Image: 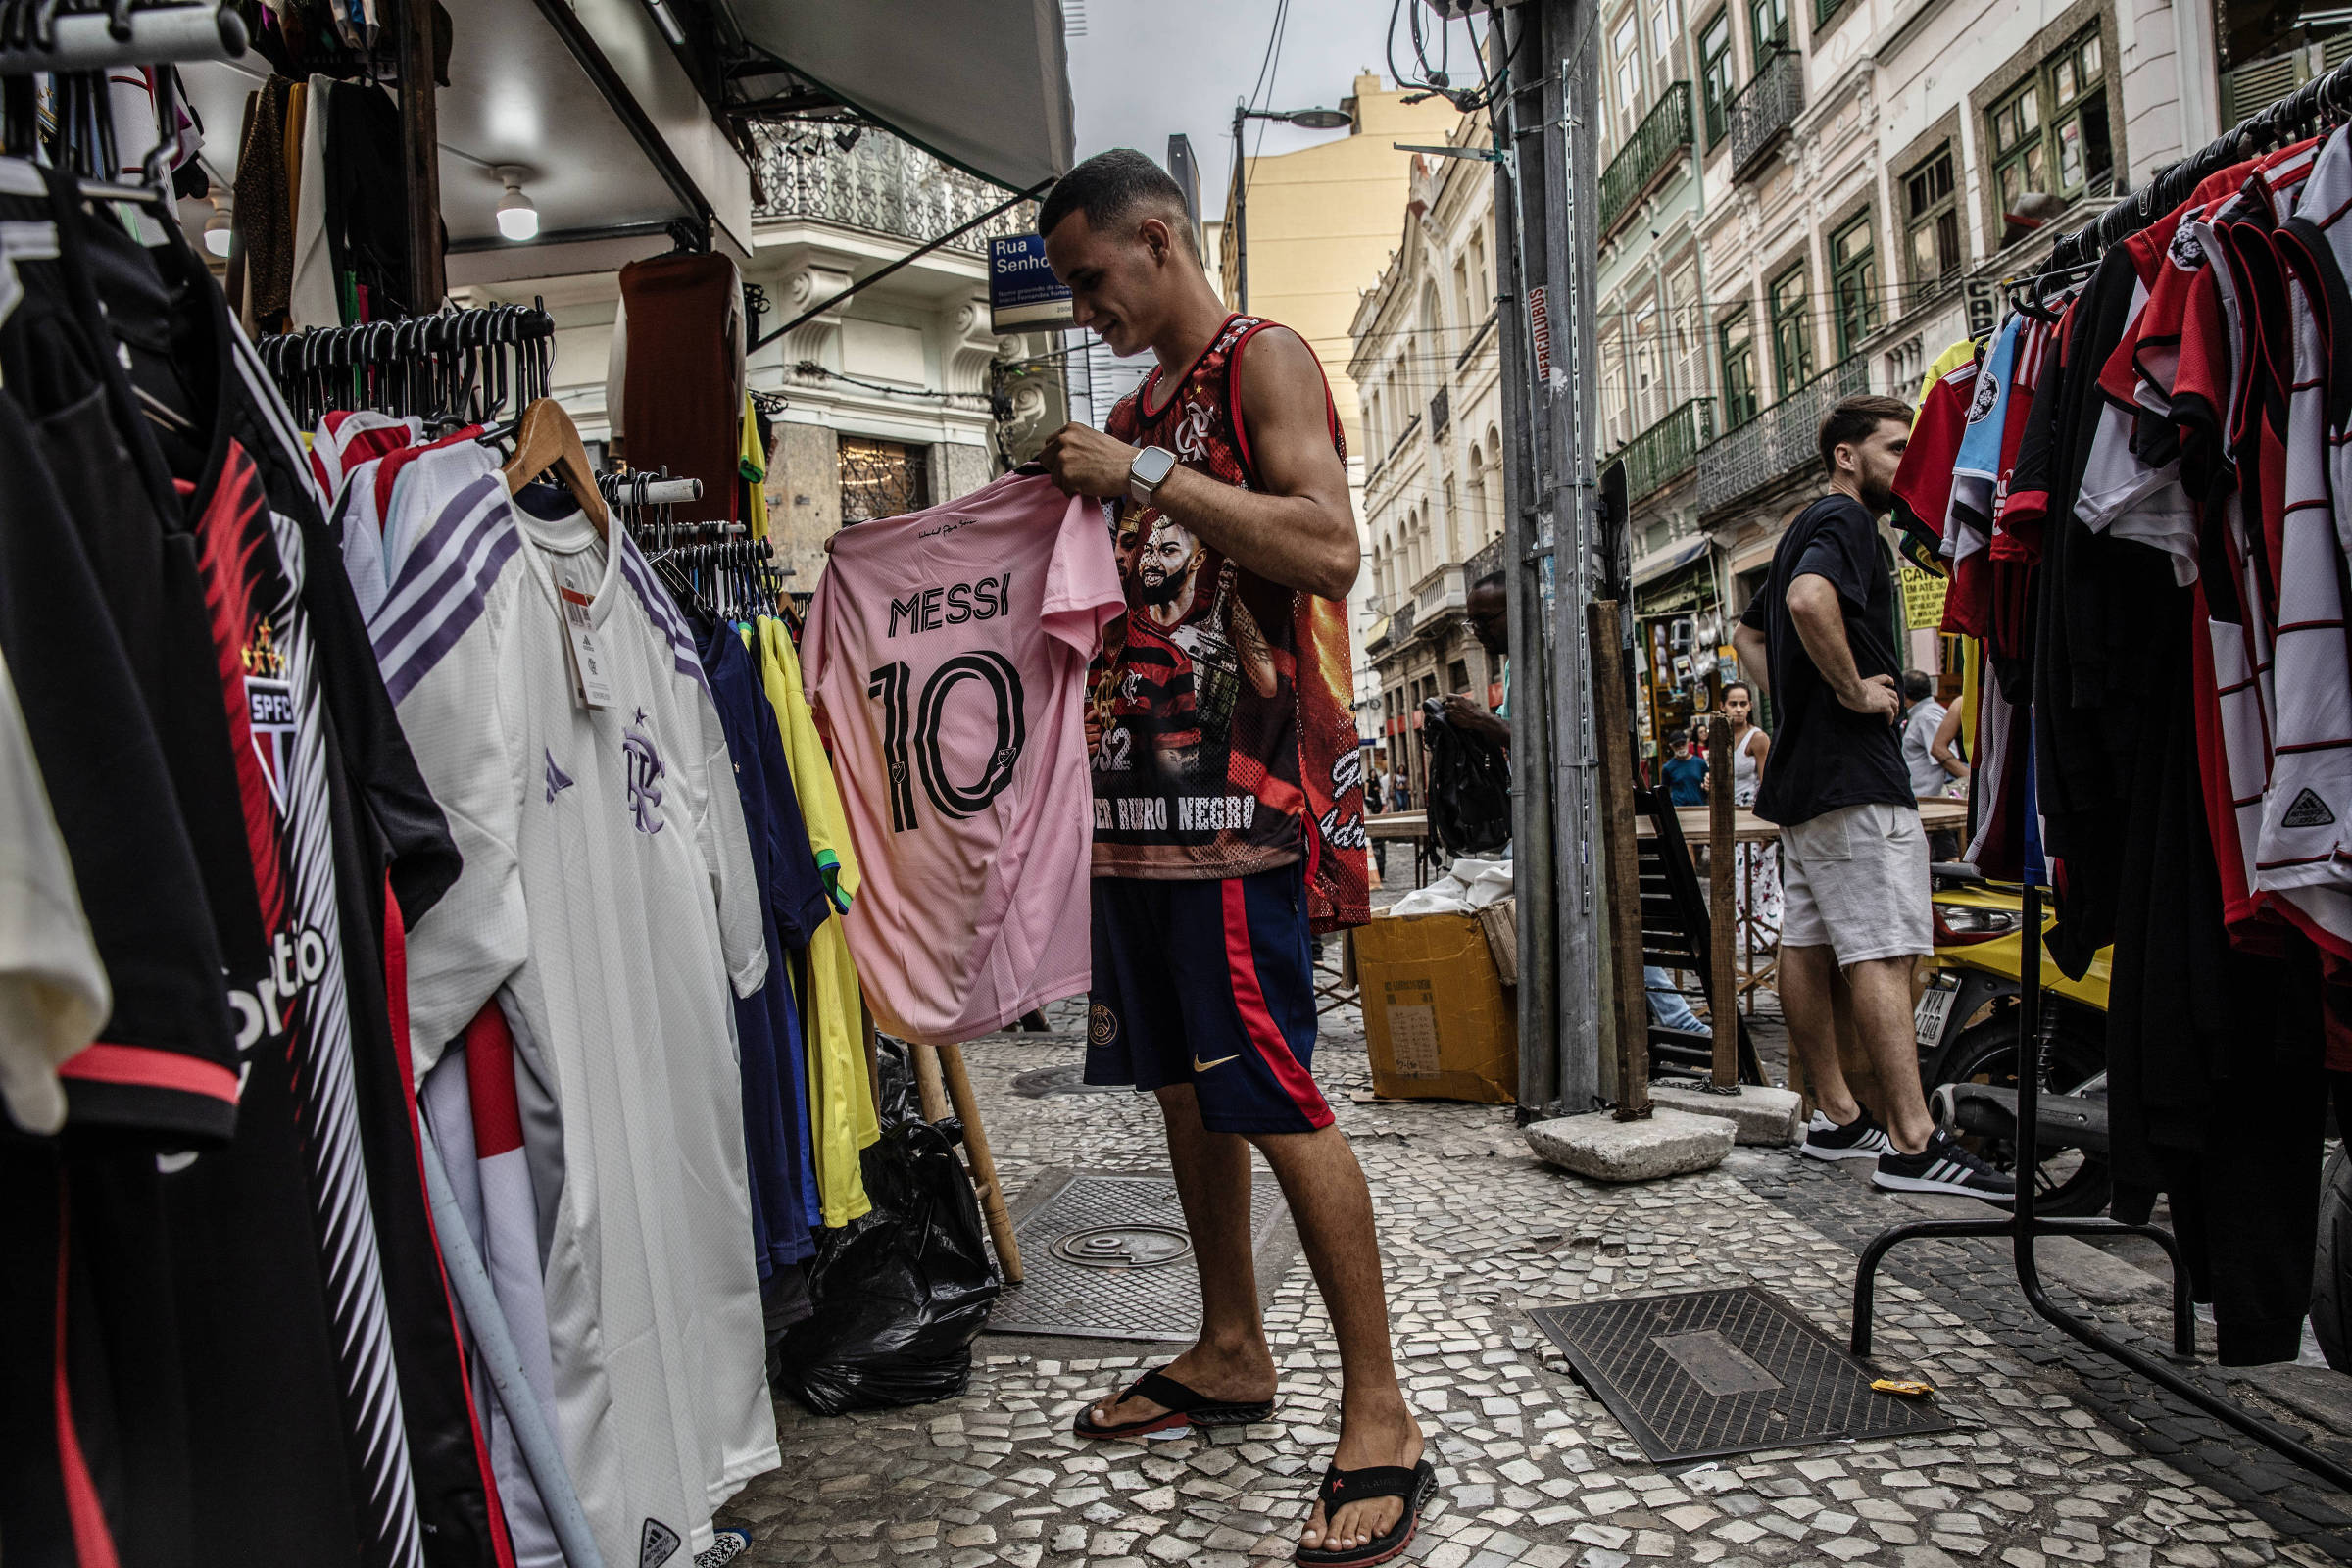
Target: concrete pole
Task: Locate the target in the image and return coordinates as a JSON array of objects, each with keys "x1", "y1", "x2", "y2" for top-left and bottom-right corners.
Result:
[{"x1": 1542, "y1": 0, "x2": 1606, "y2": 1109}]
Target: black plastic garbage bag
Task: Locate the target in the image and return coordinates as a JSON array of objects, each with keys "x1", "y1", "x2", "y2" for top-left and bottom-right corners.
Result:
[{"x1": 769, "y1": 1038, "x2": 1002, "y2": 1414}]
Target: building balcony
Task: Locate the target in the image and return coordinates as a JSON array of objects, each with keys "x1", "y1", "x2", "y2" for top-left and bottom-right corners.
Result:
[
  {"x1": 1598, "y1": 82, "x2": 1693, "y2": 240},
  {"x1": 1412, "y1": 562, "x2": 1469, "y2": 622},
  {"x1": 1728, "y1": 51, "x2": 1803, "y2": 182},
  {"x1": 752, "y1": 124, "x2": 1031, "y2": 252},
  {"x1": 1430, "y1": 386, "x2": 1450, "y2": 437},
  {"x1": 1696, "y1": 355, "x2": 1869, "y2": 519},
  {"x1": 1616, "y1": 397, "x2": 1715, "y2": 504},
  {"x1": 1466, "y1": 531, "x2": 1506, "y2": 585}
]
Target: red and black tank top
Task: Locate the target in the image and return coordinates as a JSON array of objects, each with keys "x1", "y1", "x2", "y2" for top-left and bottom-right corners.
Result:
[{"x1": 1088, "y1": 314, "x2": 1369, "y2": 931}]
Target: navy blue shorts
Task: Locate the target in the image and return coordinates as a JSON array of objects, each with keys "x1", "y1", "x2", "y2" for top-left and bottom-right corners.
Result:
[{"x1": 1085, "y1": 865, "x2": 1334, "y2": 1136}]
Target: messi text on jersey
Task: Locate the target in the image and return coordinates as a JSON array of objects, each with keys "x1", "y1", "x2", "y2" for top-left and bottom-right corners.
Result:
[{"x1": 887, "y1": 573, "x2": 1013, "y2": 639}]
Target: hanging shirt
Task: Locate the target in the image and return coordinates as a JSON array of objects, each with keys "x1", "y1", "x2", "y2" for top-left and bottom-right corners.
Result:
[
  {"x1": 802, "y1": 470, "x2": 1124, "y2": 1045},
  {"x1": 388, "y1": 474, "x2": 779, "y2": 1567},
  {"x1": 0, "y1": 645, "x2": 108, "y2": 1135},
  {"x1": 753, "y1": 613, "x2": 878, "y2": 1227},
  {"x1": 1092, "y1": 314, "x2": 1370, "y2": 930}
]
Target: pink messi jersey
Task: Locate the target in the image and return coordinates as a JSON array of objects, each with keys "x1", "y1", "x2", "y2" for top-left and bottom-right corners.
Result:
[{"x1": 802, "y1": 471, "x2": 1124, "y2": 1044}]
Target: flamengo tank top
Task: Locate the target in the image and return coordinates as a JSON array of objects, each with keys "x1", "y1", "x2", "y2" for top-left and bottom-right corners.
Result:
[{"x1": 1089, "y1": 314, "x2": 1369, "y2": 931}]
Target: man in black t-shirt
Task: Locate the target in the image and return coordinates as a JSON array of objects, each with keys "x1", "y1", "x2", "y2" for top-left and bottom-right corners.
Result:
[{"x1": 1733, "y1": 394, "x2": 2013, "y2": 1201}]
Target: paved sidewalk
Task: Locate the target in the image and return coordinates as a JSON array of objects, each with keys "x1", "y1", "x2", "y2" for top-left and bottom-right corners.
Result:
[{"x1": 719, "y1": 1001, "x2": 2352, "y2": 1567}]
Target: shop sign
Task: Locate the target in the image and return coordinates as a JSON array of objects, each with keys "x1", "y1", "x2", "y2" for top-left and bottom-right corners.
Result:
[
  {"x1": 1899, "y1": 564, "x2": 1947, "y2": 630},
  {"x1": 989, "y1": 235, "x2": 1075, "y2": 332}
]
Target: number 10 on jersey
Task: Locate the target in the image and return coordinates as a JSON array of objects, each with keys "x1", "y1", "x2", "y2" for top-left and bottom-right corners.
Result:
[{"x1": 867, "y1": 654, "x2": 1028, "y2": 831}]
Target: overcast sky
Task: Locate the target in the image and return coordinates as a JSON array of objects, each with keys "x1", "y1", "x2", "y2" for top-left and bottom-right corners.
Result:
[{"x1": 1064, "y1": 0, "x2": 1464, "y2": 205}]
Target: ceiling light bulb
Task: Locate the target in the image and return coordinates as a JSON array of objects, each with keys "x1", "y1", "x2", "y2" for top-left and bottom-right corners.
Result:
[
  {"x1": 204, "y1": 203, "x2": 233, "y2": 258},
  {"x1": 496, "y1": 173, "x2": 539, "y2": 242}
]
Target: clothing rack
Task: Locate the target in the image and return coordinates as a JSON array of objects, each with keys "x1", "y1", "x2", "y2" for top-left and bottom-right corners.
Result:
[
  {"x1": 1850, "y1": 78, "x2": 2352, "y2": 1494},
  {"x1": 257, "y1": 303, "x2": 557, "y2": 432},
  {"x1": 0, "y1": 1, "x2": 248, "y2": 75}
]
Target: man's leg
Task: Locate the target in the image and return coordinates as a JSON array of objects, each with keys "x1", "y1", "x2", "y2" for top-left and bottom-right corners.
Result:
[
  {"x1": 1250, "y1": 1123, "x2": 1422, "y2": 1555},
  {"x1": 1083, "y1": 1084, "x2": 1276, "y2": 1427},
  {"x1": 1781, "y1": 942, "x2": 1863, "y2": 1122},
  {"x1": 1842, "y1": 956, "x2": 1935, "y2": 1152}
]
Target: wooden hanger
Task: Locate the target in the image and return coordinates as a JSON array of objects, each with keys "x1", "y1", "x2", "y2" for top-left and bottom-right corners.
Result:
[{"x1": 501, "y1": 398, "x2": 611, "y2": 538}]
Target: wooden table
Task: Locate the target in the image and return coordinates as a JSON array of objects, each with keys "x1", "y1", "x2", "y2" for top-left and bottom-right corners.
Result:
[{"x1": 1637, "y1": 797, "x2": 1968, "y2": 843}]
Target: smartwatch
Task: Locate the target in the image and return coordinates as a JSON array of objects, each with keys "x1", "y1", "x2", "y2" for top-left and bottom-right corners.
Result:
[{"x1": 1127, "y1": 445, "x2": 1178, "y2": 510}]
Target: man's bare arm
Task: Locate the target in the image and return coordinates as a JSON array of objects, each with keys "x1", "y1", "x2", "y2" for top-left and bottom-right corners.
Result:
[
  {"x1": 1732, "y1": 621, "x2": 1771, "y2": 698},
  {"x1": 1786, "y1": 574, "x2": 1898, "y2": 723},
  {"x1": 1039, "y1": 327, "x2": 1358, "y2": 599}
]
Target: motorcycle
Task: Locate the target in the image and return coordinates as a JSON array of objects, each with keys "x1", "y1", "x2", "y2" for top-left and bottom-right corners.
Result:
[{"x1": 1911, "y1": 861, "x2": 2115, "y2": 1215}]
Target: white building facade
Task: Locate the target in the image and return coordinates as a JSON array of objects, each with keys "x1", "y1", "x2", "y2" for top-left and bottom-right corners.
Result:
[{"x1": 1348, "y1": 119, "x2": 1508, "y2": 804}]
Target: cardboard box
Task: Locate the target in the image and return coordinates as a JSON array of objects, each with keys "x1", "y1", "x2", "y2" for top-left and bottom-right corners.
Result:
[
  {"x1": 1355, "y1": 909, "x2": 1518, "y2": 1104},
  {"x1": 1476, "y1": 897, "x2": 1518, "y2": 987}
]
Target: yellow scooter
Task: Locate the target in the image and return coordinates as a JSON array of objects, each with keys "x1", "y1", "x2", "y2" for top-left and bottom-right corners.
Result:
[{"x1": 1912, "y1": 862, "x2": 2114, "y2": 1215}]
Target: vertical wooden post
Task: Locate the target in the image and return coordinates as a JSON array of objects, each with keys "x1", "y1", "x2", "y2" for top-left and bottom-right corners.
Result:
[
  {"x1": 1708, "y1": 716, "x2": 1739, "y2": 1088},
  {"x1": 397, "y1": 0, "x2": 444, "y2": 312},
  {"x1": 933, "y1": 1043, "x2": 1023, "y2": 1284},
  {"x1": 909, "y1": 1039, "x2": 953, "y2": 1126},
  {"x1": 1587, "y1": 600, "x2": 1650, "y2": 1119}
]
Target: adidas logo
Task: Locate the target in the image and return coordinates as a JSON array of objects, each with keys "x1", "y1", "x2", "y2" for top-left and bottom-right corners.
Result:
[
  {"x1": 641, "y1": 1518, "x2": 683, "y2": 1568},
  {"x1": 2282, "y1": 788, "x2": 2338, "y2": 830}
]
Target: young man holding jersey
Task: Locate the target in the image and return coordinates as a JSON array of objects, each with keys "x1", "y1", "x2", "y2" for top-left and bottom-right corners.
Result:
[{"x1": 1035, "y1": 148, "x2": 1431, "y2": 1564}]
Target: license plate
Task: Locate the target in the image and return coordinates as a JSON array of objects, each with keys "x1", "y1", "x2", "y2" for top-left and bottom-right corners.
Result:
[{"x1": 1914, "y1": 982, "x2": 1957, "y2": 1049}]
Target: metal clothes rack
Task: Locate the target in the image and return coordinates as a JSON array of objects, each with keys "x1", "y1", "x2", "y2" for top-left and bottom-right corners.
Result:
[
  {"x1": 1848, "y1": 55, "x2": 2352, "y2": 1495},
  {"x1": 256, "y1": 303, "x2": 556, "y2": 431},
  {"x1": 1, "y1": 0, "x2": 244, "y2": 202}
]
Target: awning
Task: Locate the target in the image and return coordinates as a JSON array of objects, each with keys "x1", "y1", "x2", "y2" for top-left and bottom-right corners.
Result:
[
  {"x1": 727, "y1": 0, "x2": 1075, "y2": 192},
  {"x1": 1631, "y1": 537, "x2": 1711, "y2": 588}
]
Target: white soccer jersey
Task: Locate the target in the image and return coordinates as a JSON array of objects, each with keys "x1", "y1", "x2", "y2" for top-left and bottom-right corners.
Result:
[
  {"x1": 384, "y1": 471, "x2": 777, "y2": 1567},
  {"x1": 2257, "y1": 124, "x2": 2352, "y2": 954}
]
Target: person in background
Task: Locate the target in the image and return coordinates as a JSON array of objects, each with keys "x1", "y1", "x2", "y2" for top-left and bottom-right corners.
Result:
[
  {"x1": 1713, "y1": 679, "x2": 1782, "y2": 945},
  {"x1": 1365, "y1": 751, "x2": 1390, "y2": 881},
  {"x1": 1929, "y1": 699, "x2": 1968, "y2": 795},
  {"x1": 1899, "y1": 671, "x2": 1958, "y2": 799},
  {"x1": 1660, "y1": 728, "x2": 1708, "y2": 806},
  {"x1": 1441, "y1": 572, "x2": 1511, "y2": 744},
  {"x1": 1730, "y1": 393, "x2": 2013, "y2": 1200}
]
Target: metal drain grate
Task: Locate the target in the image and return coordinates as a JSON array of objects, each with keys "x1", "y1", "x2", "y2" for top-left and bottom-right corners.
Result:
[
  {"x1": 1527, "y1": 1286, "x2": 1951, "y2": 1464},
  {"x1": 990, "y1": 1171, "x2": 1291, "y2": 1341}
]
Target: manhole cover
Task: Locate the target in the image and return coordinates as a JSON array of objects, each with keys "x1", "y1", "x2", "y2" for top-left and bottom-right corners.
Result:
[
  {"x1": 1527, "y1": 1286, "x2": 1951, "y2": 1464},
  {"x1": 1051, "y1": 1224, "x2": 1194, "y2": 1269},
  {"x1": 1007, "y1": 1064, "x2": 1125, "y2": 1098},
  {"x1": 991, "y1": 1171, "x2": 1294, "y2": 1341}
]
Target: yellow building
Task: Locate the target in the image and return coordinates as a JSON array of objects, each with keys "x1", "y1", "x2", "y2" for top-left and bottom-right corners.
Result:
[{"x1": 1220, "y1": 72, "x2": 1460, "y2": 447}]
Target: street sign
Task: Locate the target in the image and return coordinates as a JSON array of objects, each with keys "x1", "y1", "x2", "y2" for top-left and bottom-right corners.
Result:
[
  {"x1": 1528, "y1": 284, "x2": 1551, "y2": 379},
  {"x1": 990, "y1": 234, "x2": 1075, "y2": 333},
  {"x1": 1964, "y1": 278, "x2": 1998, "y2": 340}
]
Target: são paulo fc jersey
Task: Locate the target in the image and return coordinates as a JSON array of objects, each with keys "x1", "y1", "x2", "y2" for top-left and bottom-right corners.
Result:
[{"x1": 801, "y1": 470, "x2": 1124, "y2": 1044}]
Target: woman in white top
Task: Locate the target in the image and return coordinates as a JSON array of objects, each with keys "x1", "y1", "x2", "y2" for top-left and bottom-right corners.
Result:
[{"x1": 1717, "y1": 681, "x2": 1783, "y2": 943}]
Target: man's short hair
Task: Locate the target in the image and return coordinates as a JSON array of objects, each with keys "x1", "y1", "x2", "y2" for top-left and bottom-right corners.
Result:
[
  {"x1": 1039, "y1": 149, "x2": 1198, "y2": 256},
  {"x1": 1818, "y1": 394, "x2": 1914, "y2": 472},
  {"x1": 1904, "y1": 670, "x2": 1934, "y2": 703}
]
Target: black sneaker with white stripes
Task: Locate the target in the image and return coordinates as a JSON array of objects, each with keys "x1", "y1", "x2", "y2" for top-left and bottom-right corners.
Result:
[
  {"x1": 1799, "y1": 1109, "x2": 1894, "y2": 1162},
  {"x1": 1873, "y1": 1130, "x2": 2017, "y2": 1200}
]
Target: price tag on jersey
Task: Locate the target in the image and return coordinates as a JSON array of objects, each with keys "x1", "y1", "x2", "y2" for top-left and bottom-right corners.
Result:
[{"x1": 556, "y1": 568, "x2": 612, "y2": 709}]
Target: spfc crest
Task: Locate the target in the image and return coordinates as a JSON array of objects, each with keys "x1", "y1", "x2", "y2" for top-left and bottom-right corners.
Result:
[{"x1": 243, "y1": 620, "x2": 295, "y2": 815}]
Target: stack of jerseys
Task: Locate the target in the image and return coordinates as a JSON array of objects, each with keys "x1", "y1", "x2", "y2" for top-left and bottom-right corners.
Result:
[
  {"x1": 0, "y1": 158, "x2": 493, "y2": 1568},
  {"x1": 315, "y1": 418, "x2": 882, "y2": 1562}
]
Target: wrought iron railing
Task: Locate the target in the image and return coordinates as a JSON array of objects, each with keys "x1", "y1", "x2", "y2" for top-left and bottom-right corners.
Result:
[
  {"x1": 1728, "y1": 51, "x2": 1803, "y2": 181},
  {"x1": 1617, "y1": 397, "x2": 1715, "y2": 503},
  {"x1": 1430, "y1": 386, "x2": 1451, "y2": 436},
  {"x1": 752, "y1": 125, "x2": 1033, "y2": 251},
  {"x1": 1696, "y1": 356, "x2": 1869, "y2": 517},
  {"x1": 1599, "y1": 83, "x2": 1694, "y2": 239},
  {"x1": 1466, "y1": 531, "x2": 1507, "y2": 584},
  {"x1": 1454, "y1": 311, "x2": 1497, "y2": 368}
]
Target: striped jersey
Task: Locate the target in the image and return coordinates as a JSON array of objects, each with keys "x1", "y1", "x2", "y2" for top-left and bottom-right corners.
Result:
[{"x1": 378, "y1": 473, "x2": 778, "y2": 1566}]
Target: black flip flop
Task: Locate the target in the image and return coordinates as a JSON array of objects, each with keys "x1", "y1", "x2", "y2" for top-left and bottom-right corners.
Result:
[
  {"x1": 1070, "y1": 1366, "x2": 1276, "y2": 1439},
  {"x1": 1294, "y1": 1457, "x2": 1439, "y2": 1567}
]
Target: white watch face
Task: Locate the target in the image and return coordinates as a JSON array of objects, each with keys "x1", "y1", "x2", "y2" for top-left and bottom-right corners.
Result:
[{"x1": 1133, "y1": 448, "x2": 1177, "y2": 489}]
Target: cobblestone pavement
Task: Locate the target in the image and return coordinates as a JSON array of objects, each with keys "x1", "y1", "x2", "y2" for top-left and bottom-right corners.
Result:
[{"x1": 719, "y1": 994, "x2": 2352, "y2": 1568}]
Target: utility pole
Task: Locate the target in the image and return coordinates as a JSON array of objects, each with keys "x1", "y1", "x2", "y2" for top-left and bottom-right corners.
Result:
[{"x1": 1496, "y1": 0, "x2": 1604, "y2": 1112}]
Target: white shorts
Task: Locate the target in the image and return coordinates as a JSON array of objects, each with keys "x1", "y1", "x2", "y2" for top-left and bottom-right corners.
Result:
[{"x1": 1778, "y1": 802, "x2": 1932, "y2": 966}]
